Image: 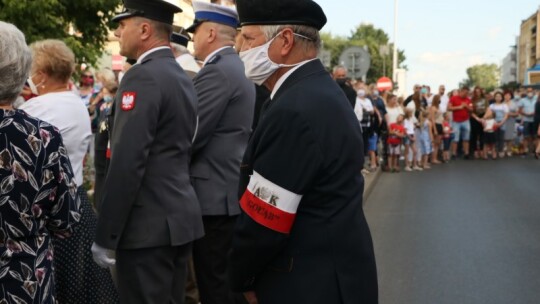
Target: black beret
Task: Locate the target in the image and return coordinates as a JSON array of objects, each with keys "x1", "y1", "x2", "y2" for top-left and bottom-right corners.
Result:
[
  {"x1": 112, "y1": 0, "x2": 182, "y2": 25},
  {"x1": 236, "y1": 0, "x2": 327, "y2": 31}
]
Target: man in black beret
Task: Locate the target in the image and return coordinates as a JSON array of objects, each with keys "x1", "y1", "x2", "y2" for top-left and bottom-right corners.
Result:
[
  {"x1": 91, "y1": 0, "x2": 204, "y2": 303},
  {"x1": 229, "y1": 0, "x2": 378, "y2": 303}
]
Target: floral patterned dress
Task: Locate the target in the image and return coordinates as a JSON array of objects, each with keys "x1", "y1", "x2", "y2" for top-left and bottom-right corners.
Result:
[{"x1": 0, "y1": 109, "x2": 80, "y2": 303}]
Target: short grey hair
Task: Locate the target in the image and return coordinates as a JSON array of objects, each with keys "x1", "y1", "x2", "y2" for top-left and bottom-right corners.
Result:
[
  {"x1": 96, "y1": 68, "x2": 116, "y2": 84},
  {"x1": 333, "y1": 65, "x2": 347, "y2": 74},
  {"x1": 260, "y1": 24, "x2": 321, "y2": 53},
  {"x1": 0, "y1": 21, "x2": 32, "y2": 105}
]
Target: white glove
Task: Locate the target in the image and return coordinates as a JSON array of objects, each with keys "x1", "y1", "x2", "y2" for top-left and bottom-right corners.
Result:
[{"x1": 91, "y1": 242, "x2": 116, "y2": 268}]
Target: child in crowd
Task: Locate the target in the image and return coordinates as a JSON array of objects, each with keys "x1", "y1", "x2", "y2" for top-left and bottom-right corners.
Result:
[
  {"x1": 442, "y1": 112, "x2": 453, "y2": 162},
  {"x1": 419, "y1": 110, "x2": 433, "y2": 169},
  {"x1": 404, "y1": 109, "x2": 420, "y2": 171},
  {"x1": 483, "y1": 111, "x2": 498, "y2": 159},
  {"x1": 387, "y1": 114, "x2": 406, "y2": 172}
]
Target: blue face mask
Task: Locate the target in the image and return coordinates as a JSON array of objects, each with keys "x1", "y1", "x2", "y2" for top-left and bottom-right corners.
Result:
[
  {"x1": 94, "y1": 82, "x2": 103, "y2": 92},
  {"x1": 421, "y1": 88, "x2": 428, "y2": 94},
  {"x1": 103, "y1": 96, "x2": 113, "y2": 103}
]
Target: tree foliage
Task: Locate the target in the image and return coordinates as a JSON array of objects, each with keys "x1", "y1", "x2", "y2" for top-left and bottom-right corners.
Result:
[
  {"x1": 0, "y1": 0, "x2": 121, "y2": 67},
  {"x1": 460, "y1": 64, "x2": 500, "y2": 92},
  {"x1": 321, "y1": 23, "x2": 406, "y2": 83}
]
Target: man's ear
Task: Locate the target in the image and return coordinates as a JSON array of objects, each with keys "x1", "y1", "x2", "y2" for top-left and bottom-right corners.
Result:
[
  {"x1": 140, "y1": 22, "x2": 152, "y2": 41},
  {"x1": 207, "y1": 26, "x2": 217, "y2": 44},
  {"x1": 279, "y1": 28, "x2": 295, "y2": 57}
]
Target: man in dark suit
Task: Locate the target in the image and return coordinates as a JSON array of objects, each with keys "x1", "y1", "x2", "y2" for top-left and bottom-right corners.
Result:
[
  {"x1": 91, "y1": 0, "x2": 204, "y2": 303},
  {"x1": 187, "y1": 2, "x2": 255, "y2": 304},
  {"x1": 333, "y1": 65, "x2": 357, "y2": 109},
  {"x1": 230, "y1": 0, "x2": 378, "y2": 303}
]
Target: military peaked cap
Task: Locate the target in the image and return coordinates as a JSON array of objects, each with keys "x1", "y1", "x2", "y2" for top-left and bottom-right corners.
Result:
[{"x1": 112, "y1": 0, "x2": 182, "y2": 25}]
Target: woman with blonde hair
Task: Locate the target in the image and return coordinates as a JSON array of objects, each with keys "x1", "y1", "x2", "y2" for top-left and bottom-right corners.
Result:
[{"x1": 20, "y1": 39, "x2": 118, "y2": 303}]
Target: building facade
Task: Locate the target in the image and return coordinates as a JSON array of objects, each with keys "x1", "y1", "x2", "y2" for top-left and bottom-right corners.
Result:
[
  {"x1": 517, "y1": 8, "x2": 540, "y2": 85},
  {"x1": 500, "y1": 44, "x2": 517, "y2": 85}
]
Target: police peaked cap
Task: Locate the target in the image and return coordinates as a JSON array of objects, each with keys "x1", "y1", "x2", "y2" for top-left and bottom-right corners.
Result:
[
  {"x1": 112, "y1": 0, "x2": 182, "y2": 25},
  {"x1": 236, "y1": 0, "x2": 327, "y2": 31},
  {"x1": 171, "y1": 26, "x2": 190, "y2": 47},
  {"x1": 187, "y1": 1, "x2": 239, "y2": 33}
]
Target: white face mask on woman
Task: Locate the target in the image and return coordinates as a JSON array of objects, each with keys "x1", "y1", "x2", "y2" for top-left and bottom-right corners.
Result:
[
  {"x1": 27, "y1": 74, "x2": 43, "y2": 96},
  {"x1": 239, "y1": 31, "x2": 312, "y2": 86}
]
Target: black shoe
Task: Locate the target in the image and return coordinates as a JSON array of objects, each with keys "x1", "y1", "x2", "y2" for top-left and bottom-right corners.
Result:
[{"x1": 464, "y1": 155, "x2": 470, "y2": 160}]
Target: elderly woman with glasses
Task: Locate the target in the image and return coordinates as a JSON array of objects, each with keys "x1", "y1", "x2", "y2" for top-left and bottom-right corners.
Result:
[
  {"x1": 18, "y1": 39, "x2": 119, "y2": 303},
  {"x1": 0, "y1": 21, "x2": 80, "y2": 303}
]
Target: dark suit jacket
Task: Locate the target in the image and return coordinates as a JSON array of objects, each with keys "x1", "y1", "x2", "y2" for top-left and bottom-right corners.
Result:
[
  {"x1": 191, "y1": 47, "x2": 255, "y2": 216},
  {"x1": 229, "y1": 60, "x2": 378, "y2": 303},
  {"x1": 95, "y1": 48, "x2": 204, "y2": 250}
]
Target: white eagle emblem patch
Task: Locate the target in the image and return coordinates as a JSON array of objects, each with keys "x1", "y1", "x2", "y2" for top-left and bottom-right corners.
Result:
[{"x1": 121, "y1": 92, "x2": 136, "y2": 111}]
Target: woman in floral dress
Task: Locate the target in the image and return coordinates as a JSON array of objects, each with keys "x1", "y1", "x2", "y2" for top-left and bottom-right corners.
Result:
[{"x1": 0, "y1": 21, "x2": 80, "y2": 303}]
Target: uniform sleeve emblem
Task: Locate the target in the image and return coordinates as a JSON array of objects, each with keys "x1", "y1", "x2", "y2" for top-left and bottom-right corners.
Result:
[
  {"x1": 121, "y1": 92, "x2": 136, "y2": 111},
  {"x1": 239, "y1": 171, "x2": 302, "y2": 234}
]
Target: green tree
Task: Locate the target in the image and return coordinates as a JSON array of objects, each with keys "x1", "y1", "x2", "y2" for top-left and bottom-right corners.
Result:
[
  {"x1": 321, "y1": 24, "x2": 406, "y2": 83},
  {"x1": 460, "y1": 64, "x2": 500, "y2": 91},
  {"x1": 0, "y1": 0, "x2": 121, "y2": 67}
]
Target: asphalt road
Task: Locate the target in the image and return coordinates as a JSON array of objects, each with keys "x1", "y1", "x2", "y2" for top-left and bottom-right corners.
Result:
[{"x1": 364, "y1": 157, "x2": 540, "y2": 304}]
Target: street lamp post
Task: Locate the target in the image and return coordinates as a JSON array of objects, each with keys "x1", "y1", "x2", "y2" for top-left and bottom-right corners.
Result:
[{"x1": 392, "y1": 0, "x2": 399, "y2": 83}]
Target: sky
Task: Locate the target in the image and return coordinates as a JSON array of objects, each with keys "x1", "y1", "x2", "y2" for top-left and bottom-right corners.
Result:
[{"x1": 316, "y1": 0, "x2": 539, "y2": 91}]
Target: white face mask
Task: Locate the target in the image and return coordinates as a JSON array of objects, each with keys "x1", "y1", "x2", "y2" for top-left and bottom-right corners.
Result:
[
  {"x1": 239, "y1": 32, "x2": 311, "y2": 85},
  {"x1": 27, "y1": 74, "x2": 42, "y2": 96}
]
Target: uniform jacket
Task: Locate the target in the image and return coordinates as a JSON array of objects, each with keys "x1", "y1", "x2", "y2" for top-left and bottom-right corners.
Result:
[
  {"x1": 191, "y1": 47, "x2": 255, "y2": 216},
  {"x1": 229, "y1": 60, "x2": 378, "y2": 304},
  {"x1": 95, "y1": 48, "x2": 204, "y2": 250}
]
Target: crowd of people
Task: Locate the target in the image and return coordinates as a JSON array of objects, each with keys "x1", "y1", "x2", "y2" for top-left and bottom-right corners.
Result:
[
  {"x1": 6, "y1": 0, "x2": 540, "y2": 303},
  {"x1": 333, "y1": 72, "x2": 540, "y2": 173},
  {"x1": 0, "y1": 0, "x2": 380, "y2": 303}
]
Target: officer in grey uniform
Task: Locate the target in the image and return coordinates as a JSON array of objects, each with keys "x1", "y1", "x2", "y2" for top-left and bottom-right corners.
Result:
[
  {"x1": 187, "y1": 1, "x2": 255, "y2": 304},
  {"x1": 171, "y1": 26, "x2": 201, "y2": 79},
  {"x1": 91, "y1": 0, "x2": 204, "y2": 303}
]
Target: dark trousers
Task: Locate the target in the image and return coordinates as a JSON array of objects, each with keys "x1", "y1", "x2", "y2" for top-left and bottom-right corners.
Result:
[
  {"x1": 495, "y1": 128, "x2": 505, "y2": 152},
  {"x1": 116, "y1": 243, "x2": 192, "y2": 304},
  {"x1": 470, "y1": 118, "x2": 484, "y2": 153},
  {"x1": 193, "y1": 216, "x2": 246, "y2": 304}
]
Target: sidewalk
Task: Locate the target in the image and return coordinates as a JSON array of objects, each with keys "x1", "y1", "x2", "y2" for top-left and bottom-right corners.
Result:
[{"x1": 362, "y1": 168, "x2": 382, "y2": 205}]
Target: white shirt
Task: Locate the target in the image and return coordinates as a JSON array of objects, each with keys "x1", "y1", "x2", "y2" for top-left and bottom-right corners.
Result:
[
  {"x1": 357, "y1": 97, "x2": 374, "y2": 112},
  {"x1": 137, "y1": 46, "x2": 170, "y2": 64},
  {"x1": 20, "y1": 92, "x2": 92, "y2": 186},
  {"x1": 176, "y1": 54, "x2": 201, "y2": 74},
  {"x1": 426, "y1": 94, "x2": 434, "y2": 106},
  {"x1": 404, "y1": 117, "x2": 417, "y2": 135},
  {"x1": 353, "y1": 100, "x2": 363, "y2": 122},
  {"x1": 386, "y1": 106, "x2": 404, "y2": 125},
  {"x1": 270, "y1": 59, "x2": 318, "y2": 99},
  {"x1": 439, "y1": 94, "x2": 450, "y2": 112}
]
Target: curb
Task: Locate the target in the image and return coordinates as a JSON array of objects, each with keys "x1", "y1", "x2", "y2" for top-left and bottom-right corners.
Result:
[{"x1": 363, "y1": 168, "x2": 382, "y2": 205}]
